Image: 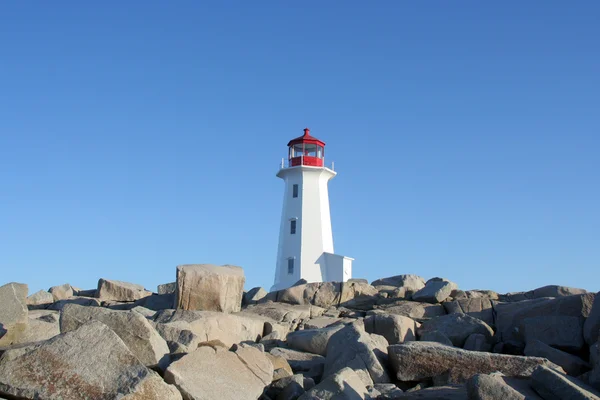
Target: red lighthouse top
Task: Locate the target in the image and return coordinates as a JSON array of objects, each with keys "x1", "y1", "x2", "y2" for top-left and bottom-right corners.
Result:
[{"x1": 286, "y1": 128, "x2": 326, "y2": 167}]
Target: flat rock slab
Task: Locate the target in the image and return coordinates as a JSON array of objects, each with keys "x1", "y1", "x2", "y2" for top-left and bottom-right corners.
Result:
[
  {"x1": 525, "y1": 339, "x2": 590, "y2": 376},
  {"x1": 0, "y1": 282, "x2": 28, "y2": 346},
  {"x1": 531, "y1": 365, "x2": 600, "y2": 400},
  {"x1": 371, "y1": 274, "x2": 426, "y2": 291},
  {"x1": 412, "y1": 278, "x2": 458, "y2": 304},
  {"x1": 176, "y1": 264, "x2": 245, "y2": 313},
  {"x1": 96, "y1": 278, "x2": 152, "y2": 302},
  {"x1": 287, "y1": 325, "x2": 344, "y2": 356},
  {"x1": 374, "y1": 300, "x2": 446, "y2": 320},
  {"x1": 0, "y1": 321, "x2": 182, "y2": 400},
  {"x1": 165, "y1": 345, "x2": 272, "y2": 400},
  {"x1": 26, "y1": 289, "x2": 54, "y2": 306},
  {"x1": 60, "y1": 304, "x2": 169, "y2": 367},
  {"x1": 388, "y1": 342, "x2": 561, "y2": 384}
]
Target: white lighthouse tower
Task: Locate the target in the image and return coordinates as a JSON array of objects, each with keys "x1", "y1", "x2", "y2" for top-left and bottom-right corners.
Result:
[{"x1": 271, "y1": 128, "x2": 353, "y2": 292}]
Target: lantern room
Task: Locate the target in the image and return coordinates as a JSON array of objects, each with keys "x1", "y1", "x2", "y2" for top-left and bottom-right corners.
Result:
[{"x1": 287, "y1": 128, "x2": 325, "y2": 167}]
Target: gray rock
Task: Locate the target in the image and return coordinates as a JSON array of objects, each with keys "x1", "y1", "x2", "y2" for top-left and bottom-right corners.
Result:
[
  {"x1": 304, "y1": 316, "x2": 346, "y2": 329},
  {"x1": 131, "y1": 305, "x2": 157, "y2": 318},
  {"x1": 96, "y1": 278, "x2": 152, "y2": 302},
  {"x1": 266, "y1": 374, "x2": 305, "y2": 400},
  {"x1": 134, "y1": 293, "x2": 175, "y2": 310},
  {"x1": 531, "y1": 285, "x2": 587, "y2": 299},
  {"x1": 467, "y1": 373, "x2": 542, "y2": 400},
  {"x1": 525, "y1": 339, "x2": 590, "y2": 376},
  {"x1": 158, "y1": 282, "x2": 177, "y2": 294},
  {"x1": 176, "y1": 264, "x2": 245, "y2": 312},
  {"x1": 443, "y1": 298, "x2": 495, "y2": 326},
  {"x1": 388, "y1": 341, "x2": 562, "y2": 384},
  {"x1": 60, "y1": 304, "x2": 169, "y2": 367},
  {"x1": 412, "y1": 277, "x2": 458, "y2": 304},
  {"x1": 364, "y1": 313, "x2": 416, "y2": 345},
  {"x1": 15, "y1": 310, "x2": 60, "y2": 344},
  {"x1": 464, "y1": 333, "x2": 492, "y2": 352},
  {"x1": 372, "y1": 274, "x2": 426, "y2": 290},
  {"x1": 242, "y1": 302, "x2": 315, "y2": 332},
  {"x1": 74, "y1": 288, "x2": 96, "y2": 297},
  {"x1": 298, "y1": 367, "x2": 369, "y2": 400},
  {"x1": 154, "y1": 322, "x2": 201, "y2": 353},
  {"x1": 48, "y1": 296, "x2": 101, "y2": 310},
  {"x1": 531, "y1": 365, "x2": 600, "y2": 400},
  {"x1": 165, "y1": 345, "x2": 272, "y2": 400},
  {"x1": 287, "y1": 325, "x2": 345, "y2": 356},
  {"x1": 0, "y1": 282, "x2": 28, "y2": 346},
  {"x1": 398, "y1": 385, "x2": 468, "y2": 399},
  {"x1": 0, "y1": 320, "x2": 182, "y2": 400},
  {"x1": 48, "y1": 283, "x2": 73, "y2": 301},
  {"x1": 520, "y1": 315, "x2": 585, "y2": 352},
  {"x1": 466, "y1": 290, "x2": 499, "y2": 300},
  {"x1": 374, "y1": 383, "x2": 404, "y2": 397},
  {"x1": 324, "y1": 323, "x2": 391, "y2": 386},
  {"x1": 153, "y1": 309, "x2": 265, "y2": 347},
  {"x1": 418, "y1": 313, "x2": 494, "y2": 347},
  {"x1": 26, "y1": 290, "x2": 54, "y2": 306},
  {"x1": 588, "y1": 342, "x2": 599, "y2": 390},
  {"x1": 375, "y1": 300, "x2": 446, "y2": 320},
  {"x1": 270, "y1": 347, "x2": 325, "y2": 372},
  {"x1": 244, "y1": 287, "x2": 268, "y2": 305},
  {"x1": 420, "y1": 330, "x2": 454, "y2": 346},
  {"x1": 585, "y1": 294, "x2": 600, "y2": 345},
  {"x1": 495, "y1": 294, "x2": 595, "y2": 348}
]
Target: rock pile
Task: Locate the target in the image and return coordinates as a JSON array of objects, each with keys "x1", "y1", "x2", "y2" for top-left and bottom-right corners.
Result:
[{"x1": 1, "y1": 266, "x2": 599, "y2": 399}]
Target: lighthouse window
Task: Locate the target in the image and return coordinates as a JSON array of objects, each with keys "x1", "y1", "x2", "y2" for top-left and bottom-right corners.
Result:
[
  {"x1": 293, "y1": 184, "x2": 298, "y2": 198},
  {"x1": 287, "y1": 258, "x2": 294, "y2": 274},
  {"x1": 290, "y1": 220, "x2": 297, "y2": 234},
  {"x1": 305, "y1": 144, "x2": 317, "y2": 157},
  {"x1": 293, "y1": 144, "x2": 304, "y2": 157}
]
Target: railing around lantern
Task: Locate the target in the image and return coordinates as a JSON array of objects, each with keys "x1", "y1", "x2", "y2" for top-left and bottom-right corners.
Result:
[{"x1": 280, "y1": 156, "x2": 335, "y2": 171}]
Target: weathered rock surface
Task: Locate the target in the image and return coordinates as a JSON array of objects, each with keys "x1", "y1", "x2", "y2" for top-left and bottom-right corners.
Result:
[
  {"x1": 399, "y1": 385, "x2": 468, "y2": 399},
  {"x1": 371, "y1": 274, "x2": 426, "y2": 291},
  {"x1": 418, "y1": 313, "x2": 494, "y2": 347},
  {"x1": 588, "y1": 341, "x2": 600, "y2": 390},
  {"x1": 154, "y1": 309, "x2": 264, "y2": 347},
  {"x1": 270, "y1": 347, "x2": 326, "y2": 372},
  {"x1": 96, "y1": 278, "x2": 152, "y2": 302},
  {"x1": 420, "y1": 330, "x2": 454, "y2": 346},
  {"x1": 412, "y1": 277, "x2": 458, "y2": 304},
  {"x1": 364, "y1": 313, "x2": 416, "y2": 345},
  {"x1": 464, "y1": 333, "x2": 493, "y2": 352},
  {"x1": 443, "y1": 297, "x2": 495, "y2": 326},
  {"x1": 0, "y1": 282, "x2": 28, "y2": 346},
  {"x1": 60, "y1": 304, "x2": 169, "y2": 367},
  {"x1": 287, "y1": 325, "x2": 345, "y2": 356},
  {"x1": 324, "y1": 323, "x2": 391, "y2": 386},
  {"x1": 176, "y1": 264, "x2": 245, "y2": 312},
  {"x1": 16, "y1": 310, "x2": 60, "y2": 344},
  {"x1": 495, "y1": 294, "x2": 594, "y2": 348},
  {"x1": 388, "y1": 341, "x2": 561, "y2": 384},
  {"x1": 154, "y1": 322, "x2": 201, "y2": 353},
  {"x1": 0, "y1": 321, "x2": 182, "y2": 400},
  {"x1": 242, "y1": 302, "x2": 315, "y2": 332},
  {"x1": 165, "y1": 345, "x2": 272, "y2": 400},
  {"x1": 49, "y1": 283, "x2": 73, "y2": 301},
  {"x1": 375, "y1": 300, "x2": 446, "y2": 320},
  {"x1": 531, "y1": 365, "x2": 600, "y2": 400},
  {"x1": 48, "y1": 296, "x2": 101, "y2": 311},
  {"x1": 585, "y1": 294, "x2": 600, "y2": 345},
  {"x1": 244, "y1": 287, "x2": 268, "y2": 306},
  {"x1": 26, "y1": 289, "x2": 54, "y2": 306},
  {"x1": 521, "y1": 315, "x2": 585, "y2": 352},
  {"x1": 298, "y1": 367, "x2": 369, "y2": 400},
  {"x1": 158, "y1": 282, "x2": 177, "y2": 294},
  {"x1": 525, "y1": 339, "x2": 590, "y2": 376},
  {"x1": 467, "y1": 373, "x2": 542, "y2": 400}
]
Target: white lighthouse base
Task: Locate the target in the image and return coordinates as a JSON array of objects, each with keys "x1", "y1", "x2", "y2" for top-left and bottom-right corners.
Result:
[{"x1": 270, "y1": 251, "x2": 353, "y2": 292}]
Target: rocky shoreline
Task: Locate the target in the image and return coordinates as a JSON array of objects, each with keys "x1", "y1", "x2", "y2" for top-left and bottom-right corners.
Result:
[{"x1": 1, "y1": 264, "x2": 599, "y2": 399}]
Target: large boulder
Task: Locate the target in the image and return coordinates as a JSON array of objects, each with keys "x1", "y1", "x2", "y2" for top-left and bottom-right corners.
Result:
[
  {"x1": 298, "y1": 367, "x2": 369, "y2": 400},
  {"x1": 49, "y1": 283, "x2": 73, "y2": 301},
  {"x1": 165, "y1": 344, "x2": 272, "y2": 400},
  {"x1": 26, "y1": 290, "x2": 54, "y2": 306},
  {"x1": 15, "y1": 310, "x2": 60, "y2": 344},
  {"x1": 524, "y1": 339, "x2": 590, "y2": 377},
  {"x1": 412, "y1": 277, "x2": 458, "y2": 304},
  {"x1": 244, "y1": 287, "x2": 268, "y2": 305},
  {"x1": 176, "y1": 264, "x2": 245, "y2": 312},
  {"x1": 0, "y1": 321, "x2": 182, "y2": 400},
  {"x1": 60, "y1": 304, "x2": 169, "y2": 367},
  {"x1": 48, "y1": 297, "x2": 101, "y2": 311},
  {"x1": 521, "y1": 315, "x2": 585, "y2": 352},
  {"x1": 374, "y1": 300, "x2": 446, "y2": 320},
  {"x1": 96, "y1": 278, "x2": 152, "y2": 302},
  {"x1": 364, "y1": 313, "x2": 416, "y2": 345},
  {"x1": 287, "y1": 325, "x2": 345, "y2": 356},
  {"x1": 494, "y1": 294, "x2": 595, "y2": 349},
  {"x1": 0, "y1": 282, "x2": 28, "y2": 346},
  {"x1": 154, "y1": 309, "x2": 264, "y2": 347},
  {"x1": 417, "y1": 313, "x2": 494, "y2": 347},
  {"x1": 585, "y1": 294, "x2": 600, "y2": 346},
  {"x1": 466, "y1": 373, "x2": 542, "y2": 400},
  {"x1": 371, "y1": 274, "x2": 426, "y2": 291},
  {"x1": 324, "y1": 323, "x2": 391, "y2": 386},
  {"x1": 241, "y1": 302, "x2": 316, "y2": 332},
  {"x1": 158, "y1": 282, "x2": 177, "y2": 294},
  {"x1": 388, "y1": 341, "x2": 561, "y2": 384},
  {"x1": 531, "y1": 365, "x2": 600, "y2": 400},
  {"x1": 443, "y1": 297, "x2": 495, "y2": 326}
]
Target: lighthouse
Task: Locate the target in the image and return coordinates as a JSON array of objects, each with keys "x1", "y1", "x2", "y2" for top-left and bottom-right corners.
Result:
[{"x1": 271, "y1": 128, "x2": 353, "y2": 292}]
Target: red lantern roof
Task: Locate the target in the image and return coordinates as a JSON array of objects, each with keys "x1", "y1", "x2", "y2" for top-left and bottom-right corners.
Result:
[{"x1": 287, "y1": 128, "x2": 326, "y2": 147}]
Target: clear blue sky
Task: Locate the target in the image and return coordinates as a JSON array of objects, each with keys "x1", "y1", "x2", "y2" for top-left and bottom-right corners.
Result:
[{"x1": 1, "y1": 2, "x2": 598, "y2": 295}]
